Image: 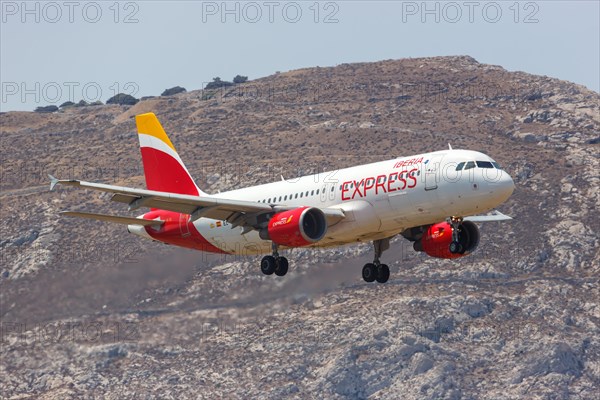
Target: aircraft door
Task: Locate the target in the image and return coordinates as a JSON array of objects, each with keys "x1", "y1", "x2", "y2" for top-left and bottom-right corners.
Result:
[{"x1": 424, "y1": 155, "x2": 444, "y2": 191}]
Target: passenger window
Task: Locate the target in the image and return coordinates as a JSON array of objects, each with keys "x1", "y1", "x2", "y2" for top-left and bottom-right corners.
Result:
[
  {"x1": 300, "y1": 192, "x2": 303, "y2": 198},
  {"x1": 268, "y1": 198, "x2": 271, "y2": 203},
  {"x1": 295, "y1": 193, "x2": 298, "y2": 199},
  {"x1": 278, "y1": 196, "x2": 282, "y2": 202},
  {"x1": 284, "y1": 195, "x2": 287, "y2": 201},
  {"x1": 306, "y1": 191, "x2": 309, "y2": 196},
  {"x1": 311, "y1": 190, "x2": 314, "y2": 196},
  {"x1": 476, "y1": 161, "x2": 494, "y2": 169},
  {"x1": 331, "y1": 186, "x2": 335, "y2": 192},
  {"x1": 464, "y1": 161, "x2": 476, "y2": 170},
  {"x1": 456, "y1": 162, "x2": 465, "y2": 171}
]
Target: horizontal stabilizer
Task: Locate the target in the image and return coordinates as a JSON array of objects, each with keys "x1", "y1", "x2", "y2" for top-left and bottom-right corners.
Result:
[
  {"x1": 61, "y1": 211, "x2": 164, "y2": 227},
  {"x1": 48, "y1": 174, "x2": 62, "y2": 191},
  {"x1": 464, "y1": 210, "x2": 512, "y2": 222}
]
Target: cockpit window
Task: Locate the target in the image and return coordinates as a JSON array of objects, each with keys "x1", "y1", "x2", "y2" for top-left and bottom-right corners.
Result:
[
  {"x1": 476, "y1": 161, "x2": 494, "y2": 169},
  {"x1": 492, "y1": 162, "x2": 502, "y2": 170},
  {"x1": 455, "y1": 162, "x2": 465, "y2": 171},
  {"x1": 464, "y1": 161, "x2": 476, "y2": 170}
]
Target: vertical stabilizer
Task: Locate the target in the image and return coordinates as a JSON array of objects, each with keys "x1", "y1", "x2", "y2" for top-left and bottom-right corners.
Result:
[{"x1": 135, "y1": 113, "x2": 205, "y2": 196}]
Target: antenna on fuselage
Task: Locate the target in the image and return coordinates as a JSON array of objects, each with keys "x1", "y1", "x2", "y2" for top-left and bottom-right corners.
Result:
[{"x1": 448, "y1": 143, "x2": 453, "y2": 150}]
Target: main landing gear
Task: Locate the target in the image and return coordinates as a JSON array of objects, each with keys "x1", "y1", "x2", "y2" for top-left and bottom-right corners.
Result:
[
  {"x1": 362, "y1": 238, "x2": 391, "y2": 284},
  {"x1": 260, "y1": 243, "x2": 289, "y2": 277},
  {"x1": 448, "y1": 216, "x2": 464, "y2": 254}
]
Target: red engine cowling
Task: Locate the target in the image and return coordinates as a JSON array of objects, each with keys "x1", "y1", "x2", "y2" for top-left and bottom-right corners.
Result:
[
  {"x1": 263, "y1": 207, "x2": 327, "y2": 247},
  {"x1": 416, "y1": 221, "x2": 480, "y2": 259}
]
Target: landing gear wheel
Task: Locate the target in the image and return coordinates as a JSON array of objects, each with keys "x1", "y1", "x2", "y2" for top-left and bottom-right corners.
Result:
[
  {"x1": 362, "y1": 263, "x2": 376, "y2": 283},
  {"x1": 449, "y1": 241, "x2": 463, "y2": 254},
  {"x1": 274, "y1": 257, "x2": 289, "y2": 276},
  {"x1": 260, "y1": 255, "x2": 276, "y2": 275},
  {"x1": 376, "y1": 264, "x2": 390, "y2": 283}
]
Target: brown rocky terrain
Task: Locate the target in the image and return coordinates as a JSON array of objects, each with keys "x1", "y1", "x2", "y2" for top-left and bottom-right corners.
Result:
[{"x1": 1, "y1": 56, "x2": 599, "y2": 399}]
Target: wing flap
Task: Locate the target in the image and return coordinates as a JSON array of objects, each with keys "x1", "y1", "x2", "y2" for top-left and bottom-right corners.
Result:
[{"x1": 61, "y1": 211, "x2": 164, "y2": 227}]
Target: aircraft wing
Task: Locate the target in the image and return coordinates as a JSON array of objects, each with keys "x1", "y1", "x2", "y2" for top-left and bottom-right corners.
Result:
[
  {"x1": 50, "y1": 175, "x2": 345, "y2": 227},
  {"x1": 464, "y1": 210, "x2": 513, "y2": 222}
]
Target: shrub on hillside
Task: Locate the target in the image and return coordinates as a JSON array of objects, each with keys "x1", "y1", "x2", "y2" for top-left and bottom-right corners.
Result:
[
  {"x1": 106, "y1": 93, "x2": 139, "y2": 106},
  {"x1": 34, "y1": 105, "x2": 58, "y2": 113},
  {"x1": 161, "y1": 86, "x2": 187, "y2": 96},
  {"x1": 205, "y1": 77, "x2": 233, "y2": 90}
]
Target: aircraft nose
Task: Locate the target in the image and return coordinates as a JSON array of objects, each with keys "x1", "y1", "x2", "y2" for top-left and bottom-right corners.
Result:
[{"x1": 497, "y1": 171, "x2": 515, "y2": 200}]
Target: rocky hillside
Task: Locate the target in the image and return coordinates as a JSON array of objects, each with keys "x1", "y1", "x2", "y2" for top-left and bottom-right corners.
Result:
[{"x1": 1, "y1": 56, "x2": 599, "y2": 399}]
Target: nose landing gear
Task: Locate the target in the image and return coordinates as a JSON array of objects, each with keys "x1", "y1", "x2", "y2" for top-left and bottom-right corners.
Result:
[
  {"x1": 362, "y1": 238, "x2": 391, "y2": 284},
  {"x1": 448, "y1": 216, "x2": 464, "y2": 254}
]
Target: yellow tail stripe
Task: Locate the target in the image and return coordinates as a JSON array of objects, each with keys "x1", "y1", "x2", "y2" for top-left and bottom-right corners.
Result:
[{"x1": 135, "y1": 113, "x2": 176, "y2": 152}]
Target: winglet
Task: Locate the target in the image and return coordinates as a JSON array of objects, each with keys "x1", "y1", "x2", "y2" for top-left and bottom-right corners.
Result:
[{"x1": 49, "y1": 174, "x2": 59, "y2": 191}]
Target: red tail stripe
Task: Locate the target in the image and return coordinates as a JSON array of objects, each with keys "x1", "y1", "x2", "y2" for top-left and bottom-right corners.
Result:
[{"x1": 140, "y1": 147, "x2": 199, "y2": 196}]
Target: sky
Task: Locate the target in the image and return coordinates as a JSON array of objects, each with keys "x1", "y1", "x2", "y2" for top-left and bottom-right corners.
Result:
[{"x1": 1, "y1": 1, "x2": 599, "y2": 111}]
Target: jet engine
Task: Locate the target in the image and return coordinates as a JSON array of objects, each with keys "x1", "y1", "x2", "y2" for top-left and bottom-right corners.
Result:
[
  {"x1": 411, "y1": 221, "x2": 480, "y2": 259},
  {"x1": 260, "y1": 207, "x2": 327, "y2": 247}
]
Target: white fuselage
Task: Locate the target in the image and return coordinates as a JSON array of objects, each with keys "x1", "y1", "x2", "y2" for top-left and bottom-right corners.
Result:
[{"x1": 154, "y1": 149, "x2": 514, "y2": 255}]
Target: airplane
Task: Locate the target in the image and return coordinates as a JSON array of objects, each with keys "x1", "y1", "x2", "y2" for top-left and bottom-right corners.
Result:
[{"x1": 49, "y1": 112, "x2": 515, "y2": 284}]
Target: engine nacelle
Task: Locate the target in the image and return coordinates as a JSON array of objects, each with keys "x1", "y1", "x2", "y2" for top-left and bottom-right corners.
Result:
[
  {"x1": 261, "y1": 207, "x2": 327, "y2": 247},
  {"x1": 415, "y1": 221, "x2": 480, "y2": 259}
]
